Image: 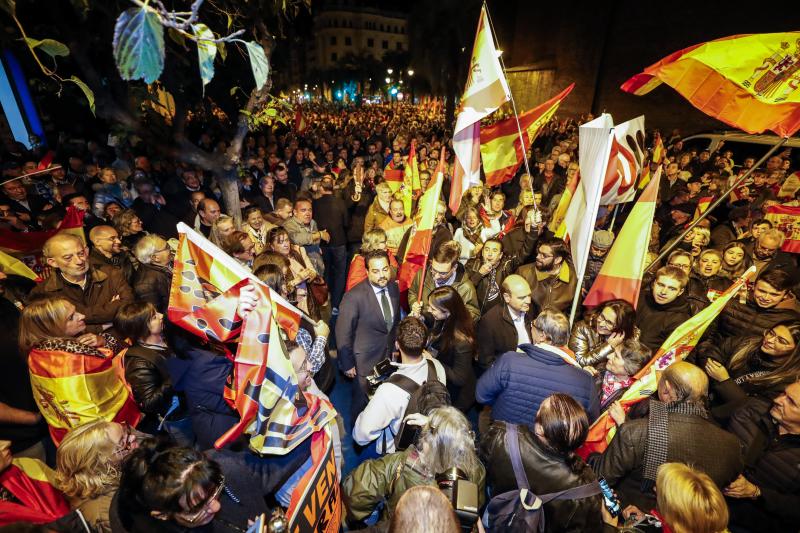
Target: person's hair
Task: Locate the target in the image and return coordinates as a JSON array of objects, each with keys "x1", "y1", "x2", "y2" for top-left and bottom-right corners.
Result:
[
  {"x1": 388, "y1": 485, "x2": 460, "y2": 533},
  {"x1": 727, "y1": 319, "x2": 800, "y2": 390},
  {"x1": 274, "y1": 198, "x2": 293, "y2": 212},
  {"x1": 43, "y1": 233, "x2": 84, "y2": 259},
  {"x1": 198, "y1": 198, "x2": 218, "y2": 214},
  {"x1": 534, "y1": 393, "x2": 589, "y2": 473},
  {"x1": 589, "y1": 299, "x2": 636, "y2": 338},
  {"x1": 375, "y1": 181, "x2": 392, "y2": 194},
  {"x1": 693, "y1": 227, "x2": 711, "y2": 247},
  {"x1": 242, "y1": 205, "x2": 262, "y2": 222},
  {"x1": 56, "y1": 420, "x2": 120, "y2": 501},
  {"x1": 460, "y1": 206, "x2": 481, "y2": 228},
  {"x1": 210, "y1": 214, "x2": 235, "y2": 246},
  {"x1": 133, "y1": 234, "x2": 167, "y2": 264},
  {"x1": 364, "y1": 249, "x2": 390, "y2": 270},
  {"x1": 661, "y1": 362, "x2": 708, "y2": 403},
  {"x1": 252, "y1": 249, "x2": 290, "y2": 274},
  {"x1": 117, "y1": 438, "x2": 223, "y2": 521},
  {"x1": 293, "y1": 198, "x2": 312, "y2": 210},
  {"x1": 537, "y1": 237, "x2": 570, "y2": 263},
  {"x1": 430, "y1": 240, "x2": 460, "y2": 267},
  {"x1": 721, "y1": 241, "x2": 748, "y2": 268},
  {"x1": 19, "y1": 297, "x2": 73, "y2": 352},
  {"x1": 617, "y1": 339, "x2": 651, "y2": 376},
  {"x1": 114, "y1": 302, "x2": 158, "y2": 342},
  {"x1": 112, "y1": 209, "x2": 141, "y2": 236},
  {"x1": 360, "y1": 228, "x2": 388, "y2": 253},
  {"x1": 221, "y1": 231, "x2": 250, "y2": 256},
  {"x1": 751, "y1": 218, "x2": 772, "y2": 230},
  {"x1": 415, "y1": 406, "x2": 480, "y2": 479},
  {"x1": 62, "y1": 192, "x2": 88, "y2": 206},
  {"x1": 428, "y1": 286, "x2": 475, "y2": 356},
  {"x1": 267, "y1": 226, "x2": 290, "y2": 250},
  {"x1": 729, "y1": 205, "x2": 750, "y2": 223},
  {"x1": 760, "y1": 228, "x2": 786, "y2": 247},
  {"x1": 258, "y1": 174, "x2": 274, "y2": 187},
  {"x1": 656, "y1": 463, "x2": 728, "y2": 533},
  {"x1": 695, "y1": 248, "x2": 723, "y2": 275},
  {"x1": 654, "y1": 265, "x2": 689, "y2": 288},
  {"x1": 396, "y1": 316, "x2": 427, "y2": 358},
  {"x1": 533, "y1": 309, "x2": 570, "y2": 346},
  {"x1": 253, "y1": 263, "x2": 285, "y2": 293},
  {"x1": 757, "y1": 268, "x2": 793, "y2": 293}
]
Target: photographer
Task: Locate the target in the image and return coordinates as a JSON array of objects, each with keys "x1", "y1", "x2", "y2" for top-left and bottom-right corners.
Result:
[{"x1": 343, "y1": 406, "x2": 485, "y2": 527}]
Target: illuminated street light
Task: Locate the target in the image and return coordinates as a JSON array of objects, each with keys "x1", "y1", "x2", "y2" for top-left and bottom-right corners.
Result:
[
  {"x1": 387, "y1": 68, "x2": 393, "y2": 74},
  {"x1": 407, "y1": 69, "x2": 414, "y2": 76},
  {"x1": 385, "y1": 77, "x2": 391, "y2": 83}
]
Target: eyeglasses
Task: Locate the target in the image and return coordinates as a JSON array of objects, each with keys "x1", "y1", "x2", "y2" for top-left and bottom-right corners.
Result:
[
  {"x1": 113, "y1": 422, "x2": 137, "y2": 457},
  {"x1": 596, "y1": 314, "x2": 614, "y2": 327},
  {"x1": 765, "y1": 329, "x2": 793, "y2": 347},
  {"x1": 181, "y1": 476, "x2": 226, "y2": 523}
]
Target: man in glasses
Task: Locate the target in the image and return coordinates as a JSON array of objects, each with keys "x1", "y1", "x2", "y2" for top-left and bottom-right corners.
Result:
[
  {"x1": 517, "y1": 237, "x2": 577, "y2": 315},
  {"x1": 89, "y1": 225, "x2": 135, "y2": 284}
]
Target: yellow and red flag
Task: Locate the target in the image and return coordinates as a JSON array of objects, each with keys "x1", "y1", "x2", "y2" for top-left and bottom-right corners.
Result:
[
  {"x1": 578, "y1": 266, "x2": 756, "y2": 458},
  {"x1": 398, "y1": 152, "x2": 445, "y2": 294},
  {"x1": 0, "y1": 457, "x2": 70, "y2": 524},
  {"x1": 584, "y1": 167, "x2": 661, "y2": 308},
  {"x1": 621, "y1": 32, "x2": 800, "y2": 137},
  {"x1": 401, "y1": 140, "x2": 421, "y2": 217},
  {"x1": 550, "y1": 169, "x2": 580, "y2": 234},
  {"x1": 294, "y1": 106, "x2": 308, "y2": 134},
  {"x1": 480, "y1": 84, "x2": 574, "y2": 187},
  {"x1": 287, "y1": 427, "x2": 342, "y2": 533},
  {"x1": 28, "y1": 343, "x2": 141, "y2": 445},
  {"x1": 765, "y1": 204, "x2": 800, "y2": 253},
  {"x1": 692, "y1": 195, "x2": 714, "y2": 222},
  {"x1": 638, "y1": 134, "x2": 665, "y2": 191},
  {"x1": 450, "y1": 4, "x2": 510, "y2": 214}
]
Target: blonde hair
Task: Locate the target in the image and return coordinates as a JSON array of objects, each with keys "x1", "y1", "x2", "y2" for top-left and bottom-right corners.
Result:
[
  {"x1": 693, "y1": 227, "x2": 711, "y2": 247},
  {"x1": 210, "y1": 214, "x2": 236, "y2": 247},
  {"x1": 375, "y1": 182, "x2": 392, "y2": 194},
  {"x1": 388, "y1": 485, "x2": 459, "y2": 533},
  {"x1": 112, "y1": 209, "x2": 141, "y2": 237},
  {"x1": 656, "y1": 463, "x2": 728, "y2": 533},
  {"x1": 56, "y1": 419, "x2": 120, "y2": 502},
  {"x1": 361, "y1": 228, "x2": 388, "y2": 253},
  {"x1": 19, "y1": 297, "x2": 73, "y2": 352},
  {"x1": 416, "y1": 406, "x2": 480, "y2": 479}
]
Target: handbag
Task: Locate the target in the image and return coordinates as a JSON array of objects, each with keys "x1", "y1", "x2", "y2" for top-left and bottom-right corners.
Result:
[{"x1": 309, "y1": 276, "x2": 329, "y2": 306}]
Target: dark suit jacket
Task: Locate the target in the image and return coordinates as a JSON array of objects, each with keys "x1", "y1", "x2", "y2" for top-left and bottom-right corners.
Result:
[
  {"x1": 335, "y1": 279, "x2": 401, "y2": 375},
  {"x1": 476, "y1": 303, "x2": 535, "y2": 369}
]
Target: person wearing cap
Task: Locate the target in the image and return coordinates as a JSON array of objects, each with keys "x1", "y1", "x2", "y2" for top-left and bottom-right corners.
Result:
[{"x1": 582, "y1": 230, "x2": 614, "y2": 298}]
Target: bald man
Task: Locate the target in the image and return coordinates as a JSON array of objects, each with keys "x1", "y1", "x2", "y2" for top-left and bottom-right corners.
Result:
[
  {"x1": 596, "y1": 361, "x2": 743, "y2": 511},
  {"x1": 88, "y1": 225, "x2": 134, "y2": 284},
  {"x1": 29, "y1": 233, "x2": 134, "y2": 333},
  {"x1": 476, "y1": 274, "x2": 537, "y2": 370},
  {"x1": 196, "y1": 198, "x2": 221, "y2": 237}
]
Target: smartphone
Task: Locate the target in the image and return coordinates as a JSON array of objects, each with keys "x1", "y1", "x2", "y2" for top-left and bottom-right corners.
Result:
[{"x1": 395, "y1": 421, "x2": 420, "y2": 451}]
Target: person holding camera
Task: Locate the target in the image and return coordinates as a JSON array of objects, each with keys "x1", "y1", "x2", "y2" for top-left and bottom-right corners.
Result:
[
  {"x1": 352, "y1": 317, "x2": 446, "y2": 454},
  {"x1": 343, "y1": 406, "x2": 485, "y2": 528}
]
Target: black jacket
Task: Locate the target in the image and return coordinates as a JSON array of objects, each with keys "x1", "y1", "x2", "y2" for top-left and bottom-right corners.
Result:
[
  {"x1": 727, "y1": 397, "x2": 800, "y2": 533},
  {"x1": 89, "y1": 247, "x2": 135, "y2": 286},
  {"x1": 481, "y1": 422, "x2": 603, "y2": 533},
  {"x1": 635, "y1": 291, "x2": 691, "y2": 352},
  {"x1": 132, "y1": 263, "x2": 172, "y2": 313},
  {"x1": 423, "y1": 314, "x2": 476, "y2": 411},
  {"x1": 313, "y1": 193, "x2": 349, "y2": 247},
  {"x1": 702, "y1": 295, "x2": 800, "y2": 346},
  {"x1": 124, "y1": 344, "x2": 180, "y2": 433},
  {"x1": 476, "y1": 301, "x2": 535, "y2": 370}
]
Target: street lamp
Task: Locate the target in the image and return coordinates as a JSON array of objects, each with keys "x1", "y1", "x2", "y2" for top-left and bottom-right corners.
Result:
[
  {"x1": 387, "y1": 68, "x2": 393, "y2": 75},
  {"x1": 385, "y1": 77, "x2": 391, "y2": 83},
  {"x1": 407, "y1": 69, "x2": 414, "y2": 76}
]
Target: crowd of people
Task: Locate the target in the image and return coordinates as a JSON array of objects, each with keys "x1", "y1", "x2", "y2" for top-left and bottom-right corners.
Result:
[{"x1": 0, "y1": 100, "x2": 798, "y2": 533}]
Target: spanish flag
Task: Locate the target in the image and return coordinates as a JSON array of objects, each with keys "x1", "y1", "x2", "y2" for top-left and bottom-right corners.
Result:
[
  {"x1": 622, "y1": 33, "x2": 800, "y2": 137},
  {"x1": 0, "y1": 457, "x2": 70, "y2": 524},
  {"x1": 578, "y1": 266, "x2": 756, "y2": 458},
  {"x1": 765, "y1": 204, "x2": 800, "y2": 253},
  {"x1": 583, "y1": 167, "x2": 661, "y2": 308},
  {"x1": 28, "y1": 343, "x2": 141, "y2": 445},
  {"x1": 480, "y1": 84, "x2": 574, "y2": 187},
  {"x1": 692, "y1": 195, "x2": 714, "y2": 222},
  {"x1": 401, "y1": 140, "x2": 421, "y2": 217}
]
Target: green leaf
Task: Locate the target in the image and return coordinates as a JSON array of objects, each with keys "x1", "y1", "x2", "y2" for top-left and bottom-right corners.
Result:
[
  {"x1": 113, "y1": 6, "x2": 165, "y2": 84},
  {"x1": 68, "y1": 75, "x2": 95, "y2": 116},
  {"x1": 245, "y1": 41, "x2": 269, "y2": 90},
  {"x1": 167, "y1": 28, "x2": 187, "y2": 49},
  {"x1": 265, "y1": 107, "x2": 277, "y2": 117},
  {"x1": 24, "y1": 38, "x2": 69, "y2": 58},
  {"x1": 192, "y1": 24, "x2": 216, "y2": 91},
  {"x1": 217, "y1": 41, "x2": 227, "y2": 63},
  {"x1": 226, "y1": 12, "x2": 233, "y2": 31},
  {"x1": 230, "y1": 86, "x2": 240, "y2": 96}
]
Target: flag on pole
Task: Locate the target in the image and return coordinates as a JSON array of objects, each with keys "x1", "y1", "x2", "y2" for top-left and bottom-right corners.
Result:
[
  {"x1": 578, "y1": 266, "x2": 756, "y2": 458},
  {"x1": 583, "y1": 167, "x2": 661, "y2": 308},
  {"x1": 398, "y1": 153, "x2": 445, "y2": 294},
  {"x1": 401, "y1": 140, "x2": 421, "y2": 217},
  {"x1": 450, "y1": 5, "x2": 511, "y2": 214},
  {"x1": 692, "y1": 196, "x2": 714, "y2": 222},
  {"x1": 559, "y1": 115, "x2": 615, "y2": 309},
  {"x1": 765, "y1": 204, "x2": 800, "y2": 253},
  {"x1": 294, "y1": 106, "x2": 308, "y2": 134},
  {"x1": 621, "y1": 32, "x2": 800, "y2": 137},
  {"x1": 0, "y1": 457, "x2": 70, "y2": 525},
  {"x1": 480, "y1": 84, "x2": 574, "y2": 187},
  {"x1": 0, "y1": 249, "x2": 39, "y2": 281},
  {"x1": 638, "y1": 133, "x2": 665, "y2": 190},
  {"x1": 550, "y1": 168, "x2": 580, "y2": 234},
  {"x1": 600, "y1": 116, "x2": 645, "y2": 205}
]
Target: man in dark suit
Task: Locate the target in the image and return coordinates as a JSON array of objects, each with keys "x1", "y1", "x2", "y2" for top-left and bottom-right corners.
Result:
[
  {"x1": 476, "y1": 274, "x2": 536, "y2": 371},
  {"x1": 335, "y1": 249, "x2": 401, "y2": 419},
  {"x1": 1, "y1": 179, "x2": 53, "y2": 227}
]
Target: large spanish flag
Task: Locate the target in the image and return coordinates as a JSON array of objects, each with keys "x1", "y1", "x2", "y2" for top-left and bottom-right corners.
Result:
[
  {"x1": 578, "y1": 266, "x2": 756, "y2": 458},
  {"x1": 583, "y1": 166, "x2": 661, "y2": 308},
  {"x1": 0, "y1": 457, "x2": 70, "y2": 524},
  {"x1": 480, "y1": 84, "x2": 574, "y2": 186},
  {"x1": 765, "y1": 204, "x2": 800, "y2": 253},
  {"x1": 28, "y1": 344, "x2": 141, "y2": 445},
  {"x1": 398, "y1": 152, "x2": 445, "y2": 294},
  {"x1": 401, "y1": 140, "x2": 421, "y2": 217},
  {"x1": 622, "y1": 33, "x2": 800, "y2": 137}
]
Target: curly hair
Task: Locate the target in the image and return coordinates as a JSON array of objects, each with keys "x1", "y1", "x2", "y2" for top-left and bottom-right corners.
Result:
[{"x1": 56, "y1": 420, "x2": 120, "y2": 501}]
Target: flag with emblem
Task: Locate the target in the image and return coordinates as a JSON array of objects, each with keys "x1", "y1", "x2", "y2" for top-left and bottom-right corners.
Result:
[
  {"x1": 578, "y1": 266, "x2": 756, "y2": 458},
  {"x1": 0, "y1": 457, "x2": 70, "y2": 524},
  {"x1": 600, "y1": 115, "x2": 646, "y2": 205},
  {"x1": 765, "y1": 204, "x2": 800, "y2": 253}
]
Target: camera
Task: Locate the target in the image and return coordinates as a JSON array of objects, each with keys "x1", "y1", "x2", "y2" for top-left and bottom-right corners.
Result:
[
  {"x1": 366, "y1": 358, "x2": 396, "y2": 394},
  {"x1": 436, "y1": 467, "x2": 480, "y2": 531}
]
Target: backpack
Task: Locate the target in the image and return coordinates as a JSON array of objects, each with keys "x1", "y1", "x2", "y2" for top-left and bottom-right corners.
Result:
[
  {"x1": 482, "y1": 423, "x2": 601, "y2": 533},
  {"x1": 386, "y1": 359, "x2": 451, "y2": 450}
]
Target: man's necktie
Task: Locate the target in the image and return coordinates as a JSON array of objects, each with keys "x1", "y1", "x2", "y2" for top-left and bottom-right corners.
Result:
[{"x1": 380, "y1": 289, "x2": 393, "y2": 331}]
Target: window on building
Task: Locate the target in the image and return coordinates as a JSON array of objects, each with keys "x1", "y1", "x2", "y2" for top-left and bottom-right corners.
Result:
[
  {"x1": 345, "y1": 36, "x2": 352, "y2": 46},
  {"x1": 396, "y1": 42, "x2": 402, "y2": 50},
  {"x1": 380, "y1": 24, "x2": 384, "y2": 31},
  {"x1": 367, "y1": 38, "x2": 374, "y2": 47},
  {"x1": 401, "y1": 26, "x2": 405, "y2": 34},
  {"x1": 333, "y1": 19, "x2": 338, "y2": 28},
  {"x1": 330, "y1": 36, "x2": 337, "y2": 45},
  {"x1": 382, "y1": 40, "x2": 388, "y2": 49},
  {"x1": 331, "y1": 52, "x2": 337, "y2": 61},
  {"x1": 394, "y1": 26, "x2": 399, "y2": 33}
]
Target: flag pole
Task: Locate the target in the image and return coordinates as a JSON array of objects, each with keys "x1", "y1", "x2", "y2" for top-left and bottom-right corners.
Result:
[
  {"x1": 645, "y1": 136, "x2": 789, "y2": 272},
  {"x1": 483, "y1": 2, "x2": 538, "y2": 211}
]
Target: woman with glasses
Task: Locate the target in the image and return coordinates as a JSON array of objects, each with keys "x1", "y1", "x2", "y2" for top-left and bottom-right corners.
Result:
[
  {"x1": 700, "y1": 319, "x2": 800, "y2": 421},
  {"x1": 569, "y1": 299, "x2": 639, "y2": 371},
  {"x1": 112, "y1": 209, "x2": 147, "y2": 254},
  {"x1": 55, "y1": 419, "x2": 145, "y2": 532},
  {"x1": 132, "y1": 234, "x2": 174, "y2": 313},
  {"x1": 267, "y1": 227, "x2": 322, "y2": 320}
]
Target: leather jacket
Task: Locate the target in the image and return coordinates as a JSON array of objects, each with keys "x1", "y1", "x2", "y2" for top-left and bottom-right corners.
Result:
[{"x1": 569, "y1": 320, "x2": 641, "y2": 369}]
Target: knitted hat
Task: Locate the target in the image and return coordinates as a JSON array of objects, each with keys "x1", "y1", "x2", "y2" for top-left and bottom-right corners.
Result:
[{"x1": 592, "y1": 230, "x2": 614, "y2": 250}]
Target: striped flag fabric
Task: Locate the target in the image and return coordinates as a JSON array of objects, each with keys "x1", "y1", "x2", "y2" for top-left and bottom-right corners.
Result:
[
  {"x1": 550, "y1": 168, "x2": 580, "y2": 234},
  {"x1": 578, "y1": 266, "x2": 756, "y2": 458},
  {"x1": 480, "y1": 84, "x2": 574, "y2": 187},
  {"x1": 294, "y1": 106, "x2": 308, "y2": 134},
  {"x1": 692, "y1": 195, "x2": 714, "y2": 222},
  {"x1": 764, "y1": 204, "x2": 800, "y2": 253},
  {"x1": 621, "y1": 32, "x2": 800, "y2": 137},
  {"x1": 450, "y1": 5, "x2": 510, "y2": 214},
  {"x1": 0, "y1": 457, "x2": 70, "y2": 524},
  {"x1": 401, "y1": 140, "x2": 421, "y2": 217},
  {"x1": 583, "y1": 166, "x2": 661, "y2": 308}
]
